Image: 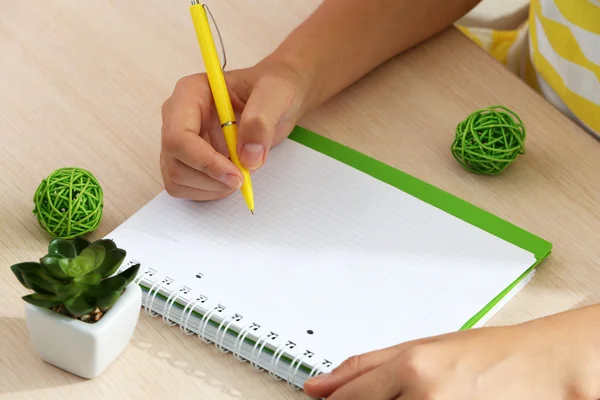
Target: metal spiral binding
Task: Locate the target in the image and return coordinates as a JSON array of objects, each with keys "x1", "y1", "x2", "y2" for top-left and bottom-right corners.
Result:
[
  {"x1": 287, "y1": 350, "x2": 314, "y2": 385},
  {"x1": 163, "y1": 286, "x2": 191, "y2": 327},
  {"x1": 216, "y1": 313, "x2": 243, "y2": 353},
  {"x1": 132, "y1": 263, "x2": 331, "y2": 388},
  {"x1": 145, "y1": 276, "x2": 173, "y2": 317},
  {"x1": 251, "y1": 331, "x2": 278, "y2": 372},
  {"x1": 199, "y1": 304, "x2": 225, "y2": 343},
  {"x1": 269, "y1": 340, "x2": 296, "y2": 380},
  {"x1": 233, "y1": 322, "x2": 261, "y2": 362},
  {"x1": 180, "y1": 295, "x2": 208, "y2": 335}
]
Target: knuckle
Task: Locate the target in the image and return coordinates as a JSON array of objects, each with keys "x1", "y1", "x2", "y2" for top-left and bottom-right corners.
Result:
[
  {"x1": 340, "y1": 355, "x2": 363, "y2": 373},
  {"x1": 194, "y1": 157, "x2": 211, "y2": 175},
  {"x1": 174, "y1": 73, "x2": 206, "y2": 94},
  {"x1": 402, "y1": 346, "x2": 432, "y2": 380},
  {"x1": 160, "y1": 98, "x2": 170, "y2": 117},
  {"x1": 242, "y1": 111, "x2": 270, "y2": 137},
  {"x1": 197, "y1": 150, "x2": 218, "y2": 175},
  {"x1": 166, "y1": 164, "x2": 182, "y2": 184},
  {"x1": 161, "y1": 133, "x2": 180, "y2": 155},
  {"x1": 397, "y1": 345, "x2": 446, "y2": 400},
  {"x1": 174, "y1": 75, "x2": 194, "y2": 91},
  {"x1": 163, "y1": 180, "x2": 180, "y2": 198}
]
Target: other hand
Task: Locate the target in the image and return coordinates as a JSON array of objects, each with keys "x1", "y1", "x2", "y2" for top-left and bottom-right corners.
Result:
[
  {"x1": 160, "y1": 60, "x2": 309, "y2": 201},
  {"x1": 304, "y1": 320, "x2": 592, "y2": 399}
]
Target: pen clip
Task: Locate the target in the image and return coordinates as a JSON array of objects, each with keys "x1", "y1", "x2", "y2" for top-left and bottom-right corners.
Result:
[{"x1": 191, "y1": 1, "x2": 227, "y2": 71}]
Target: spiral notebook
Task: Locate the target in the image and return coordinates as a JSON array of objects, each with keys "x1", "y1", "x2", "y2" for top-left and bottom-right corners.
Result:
[{"x1": 106, "y1": 126, "x2": 552, "y2": 389}]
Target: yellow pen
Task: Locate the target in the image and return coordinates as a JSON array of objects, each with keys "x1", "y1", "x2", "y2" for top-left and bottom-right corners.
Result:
[{"x1": 189, "y1": 1, "x2": 255, "y2": 214}]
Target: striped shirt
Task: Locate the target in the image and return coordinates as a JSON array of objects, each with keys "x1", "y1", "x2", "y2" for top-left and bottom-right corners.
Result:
[{"x1": 458, "y1": 0, "x2": 600, "y2": 138}]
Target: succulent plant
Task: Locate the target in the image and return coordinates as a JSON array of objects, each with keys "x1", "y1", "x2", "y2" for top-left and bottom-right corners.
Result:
[{"x1": 11, "y1": 236, "x2": 140, "y2": 323}]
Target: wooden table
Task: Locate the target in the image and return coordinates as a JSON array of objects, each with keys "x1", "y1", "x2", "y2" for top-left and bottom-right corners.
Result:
[{"x1": 2, "y1": 1, "x2": 599, "y2": 399}]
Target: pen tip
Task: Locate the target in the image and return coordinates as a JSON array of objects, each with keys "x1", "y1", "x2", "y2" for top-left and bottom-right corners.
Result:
[{"x1": 250, "y1": 209, "x2": 254, "y2": 215}]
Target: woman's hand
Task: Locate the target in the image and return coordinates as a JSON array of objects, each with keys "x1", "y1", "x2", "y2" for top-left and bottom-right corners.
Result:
[
  {"x1": 304, "y1": 314, "x2": 598, "y2": 400},
  {"x1": 159, "y1": 0, "x2": 485, "y2": 203},
  {"x1": 160, "y1": 60, "x2": 310, "y2": 201}
]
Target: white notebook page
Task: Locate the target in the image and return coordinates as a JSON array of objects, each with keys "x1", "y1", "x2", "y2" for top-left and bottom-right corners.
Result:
[{"x1": 107, "y1": 138, "x2": 537, "y2": 369}]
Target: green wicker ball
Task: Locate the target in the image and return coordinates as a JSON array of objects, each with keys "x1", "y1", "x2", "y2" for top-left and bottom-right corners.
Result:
[
  {"x1": 451, "y1": 106, "x2": 526, "y2": 175},
  {"x1": 32, "y1": 167, "x2": 104, "y2": 239}
]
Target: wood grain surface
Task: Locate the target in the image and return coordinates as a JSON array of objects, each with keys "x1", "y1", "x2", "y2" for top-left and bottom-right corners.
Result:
[{"x1": 1, "y1": 1, "x2": 599, "y2": 399}]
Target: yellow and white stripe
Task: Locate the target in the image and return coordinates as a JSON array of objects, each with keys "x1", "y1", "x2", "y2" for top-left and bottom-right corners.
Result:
[
  {"x1": 529, "y1": 0, "x2": 600, "y2": 136},
  {"x1": 457, "y1": 0, "x2": 600, "y2": 137},
  {"x1": 456, "y1": 24, "x2": 527, "y2": 73}
]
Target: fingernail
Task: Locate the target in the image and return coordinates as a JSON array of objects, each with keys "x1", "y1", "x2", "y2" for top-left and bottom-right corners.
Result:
[
  {"x1": 220, "y1": 173, "x2": 242, "y2": 189},
  {"x1": 240, "y1": 143, "x2": 264, "y2": 170},
  {"x1": 306, "y1": 373, "x2": 330, "y2": 384}
]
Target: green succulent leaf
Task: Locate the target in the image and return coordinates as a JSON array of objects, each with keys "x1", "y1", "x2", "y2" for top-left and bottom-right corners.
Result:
[
  {"x1": 12, "y1": 237, "x2": 134, "y2": 315},
  {"x1": 58, "y1": 258, "x2": 72, "y2": 275},
  {"x1": 86, "y1": 276, "x2": 127, "y2": 297},
  {"x1": 61, "y1": 246, "x2": 106, "y2": 277},
  {"x1": 22, "y1": 270, "x2": 60, "y2": 295},
  {"x1": 23, "y1": 281, "x2": 55, "y2": 296},
  {"x1": 56, "y1": 281, "x2": 89, "y2": 299},
  {"x1": 96, "y1": 249, "x2": 126, "y2": 278},
  {"x1": 92, "y1": 291, "x2": 122, "y2": 310},
  {"x1": 10, "y1": 262, "x2": 42, "y2": 289},
  {"x1": 11, "y1": 262, "x2": 42, "y2": 274},
  {"x1": 115, "y1": 263, "x2": 141, "y2": 286},
  {"x1": 22, "y1": 293, "x2": 64, "y2": 309},
  {"x1": 88, "y1": 244, "x2": 107, "y2": 267},
  {"x1": 64, "y1": 294, "x2": 94, "y2": 317},
  {"x1": 40, "y1": 255, "x2": 70, "y2": 279},
  {"x1": 70, "y1": 248, "x2": 97, "y2": 275},
  {"x1": 70, "y1": 236, "x2": 91, "y2": 255},
  {"x1": 48, "y1": 238, "x2": 77, "y2": 258},
  {"x1": 11, "y1": 266, "x2": 28, "y2": 288},
  {"x1": 92, "y1": 239, "x2": 117, "y2": 253},
  {"x1": 74, "y1": 272, "x2": 102, "y2": 286}
]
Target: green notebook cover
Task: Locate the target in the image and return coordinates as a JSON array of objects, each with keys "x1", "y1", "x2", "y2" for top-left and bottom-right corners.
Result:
[{"x1": 287, "y1": 125, "x2": 552, "y2": 329}]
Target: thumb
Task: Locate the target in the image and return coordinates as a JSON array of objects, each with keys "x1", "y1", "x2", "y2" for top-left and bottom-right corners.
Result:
[{"x1": 237, "y1": 75, "x2": 297, "y2": 170}]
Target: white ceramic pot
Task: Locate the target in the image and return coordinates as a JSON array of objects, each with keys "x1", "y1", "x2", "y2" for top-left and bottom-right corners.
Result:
[{"x1": 24, "y1": 282, "x2": 142, "y2": 379}]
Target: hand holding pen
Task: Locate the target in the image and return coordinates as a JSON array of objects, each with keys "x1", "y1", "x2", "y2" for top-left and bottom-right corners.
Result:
[{"x1": 159, "y1": 2, "x2": 309, "y2": 210}]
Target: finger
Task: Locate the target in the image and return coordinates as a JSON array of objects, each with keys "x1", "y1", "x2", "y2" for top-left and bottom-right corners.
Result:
[
  {"x1": 304, "y1": 351, "x2": 399, "y2": 398},
  {"x1": 207, "y1": 110, "x2": 231, "y2": 158},
  {"x1": 162, "y1": 109, "x2": 243, "y2": 188},
  {"x1": 236, "y1": 75, "x2": 297, "y2": 170},
  {"x1": 162, "y1": 75, "x2": 212, "y2": 138},
  {"x1": 162, "y1": 155, "x2": 234, "y2": 192},
  {"x1": 164, "y1": 180, "x2": 234, "y2": 202},
  {"x1": 200, "y1": 129, "x2": 212, "y2": 146},
  {"x1": 326, "y1": 360, "x2": 403, "y2": 400},
  {"x1": 304, "y1": 337, "x2": 438, "y2": 398},
  {"x1": 162, "y1": 75, "x2": 243, "y2": 187}
]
